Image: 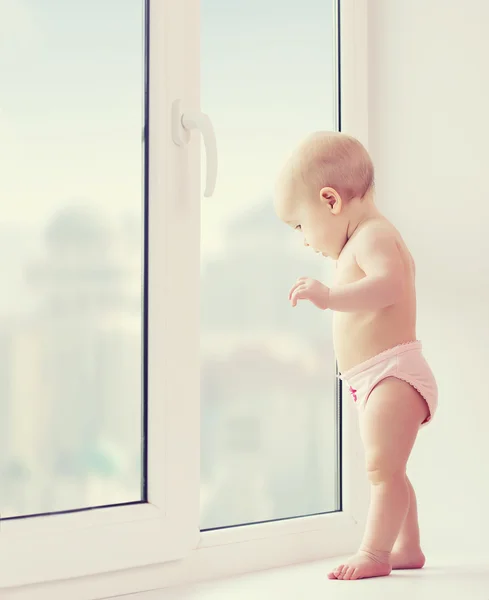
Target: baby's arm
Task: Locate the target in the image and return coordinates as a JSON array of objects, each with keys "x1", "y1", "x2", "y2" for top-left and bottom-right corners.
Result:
[{"x1": 328, "y1": 228, "x2": 405, "y2": 312}]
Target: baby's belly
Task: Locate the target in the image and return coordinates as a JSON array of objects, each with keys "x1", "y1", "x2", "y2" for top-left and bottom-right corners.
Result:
[{"x1": 333, "y1": 310, "x2": 416, "y2": 373}]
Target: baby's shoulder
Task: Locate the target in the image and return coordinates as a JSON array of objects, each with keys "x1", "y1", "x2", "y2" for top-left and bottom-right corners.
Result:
[
  {"x1": 356, "y1": 218, "x2": 415, "y2": 269},
  {"x1": 352, "y1": 217, "x2": 400, "y2": 248}
]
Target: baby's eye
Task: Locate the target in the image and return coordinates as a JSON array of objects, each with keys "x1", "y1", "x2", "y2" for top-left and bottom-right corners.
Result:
[{"x1": 295, "y1": 225, "x2": 301, "y2": 231}]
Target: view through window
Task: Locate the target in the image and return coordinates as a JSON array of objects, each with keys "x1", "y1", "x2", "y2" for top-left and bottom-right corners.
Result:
[
  {"x1": 0, "y1": 0, "x2": 146, "y2": 519},
  {"x1": 200, "y1": 0, "x2": 340, "y2": 530}
]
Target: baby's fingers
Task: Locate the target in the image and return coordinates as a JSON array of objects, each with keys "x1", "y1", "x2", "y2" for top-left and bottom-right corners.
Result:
[
  {"x1": 289, "y1": 280, "x2": 303, "y2": 301},
  {"x1": 288, "y1": 277, "x2": 309, "y2": 301},
  {"x1": 290, "y1": 285, "x2": 308, "y2": 307}
]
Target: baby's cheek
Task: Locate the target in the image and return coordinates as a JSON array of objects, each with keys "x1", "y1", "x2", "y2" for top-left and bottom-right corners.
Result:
[{"x1": 317, "y1": 231, "x2": 329, "y2": 249}]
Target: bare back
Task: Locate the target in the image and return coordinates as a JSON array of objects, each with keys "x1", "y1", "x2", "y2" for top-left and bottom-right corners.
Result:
[{"x1": 333, "y1": 219, "x2": 417, "y2": 373}]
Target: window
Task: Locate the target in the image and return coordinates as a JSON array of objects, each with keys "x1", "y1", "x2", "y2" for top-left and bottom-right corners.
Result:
[
  {"x1": 0, "y1": 0, "x2": 368, "y2": 595},
  {"x1": 1, "y1": 1, "x2": 201, "y2": 587},
  {"x1": 0, "y1": 0, "x2": 145, "y2": 521},
  {"x1": 200, "y1": 0, "x2": 340, "y2": 531}
]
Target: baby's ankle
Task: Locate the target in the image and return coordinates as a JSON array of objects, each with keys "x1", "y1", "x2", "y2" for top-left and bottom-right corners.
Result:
[
  {"x1": 392, "y1": 540, "x2": 422, "y2": 552},
  {"x1": 359, "y1": 546, "x2": 391, "y2": 565}
]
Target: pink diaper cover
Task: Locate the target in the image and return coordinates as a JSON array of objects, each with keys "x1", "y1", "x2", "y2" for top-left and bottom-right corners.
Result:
[{"x1": 339, "y1": 341, "x2": 438, "y2": 425}]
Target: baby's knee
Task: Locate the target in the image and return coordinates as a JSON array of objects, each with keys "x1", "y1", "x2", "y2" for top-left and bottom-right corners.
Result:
[{"x1": 366, "y1": 456, "x2": 406, "y2": 485}]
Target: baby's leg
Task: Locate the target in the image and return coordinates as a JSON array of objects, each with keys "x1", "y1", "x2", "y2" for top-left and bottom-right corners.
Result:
[
  {"x1": 328, "y1": 378, "x2": 428, "y2": 581},
  {"x1": 391, "y1": 477, "x2": 426, "y2": 569}
]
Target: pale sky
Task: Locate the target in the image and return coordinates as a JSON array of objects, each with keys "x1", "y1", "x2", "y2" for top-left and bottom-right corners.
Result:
[
  {"x1": 0, "y1": 0, "x2": 336, "y2": 257},
  {"x1": 0, "y1": 0, "x2": 143, "y2": 226}
]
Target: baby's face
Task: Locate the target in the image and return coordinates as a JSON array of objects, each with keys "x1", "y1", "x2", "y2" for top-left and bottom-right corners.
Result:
[{"x1": 275, "y1": 181, "x2": 346, "y2": 260}]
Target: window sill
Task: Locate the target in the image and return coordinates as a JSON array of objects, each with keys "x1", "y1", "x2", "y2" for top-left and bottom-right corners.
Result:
[
  {"x1": 121, "y1": 556, "x2": 489, "y2": 600},
  {"x1": 3, "y1": 513, "x2": 362, "y2": 600}
]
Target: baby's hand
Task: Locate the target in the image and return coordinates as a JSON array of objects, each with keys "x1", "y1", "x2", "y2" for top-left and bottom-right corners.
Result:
[{"x1": 289, "y1": 277, "x2": 330, "y2": 310}]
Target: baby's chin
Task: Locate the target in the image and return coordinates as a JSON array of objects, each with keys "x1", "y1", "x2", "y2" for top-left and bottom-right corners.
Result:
[
  {"x1": 313, "y1": 248, "x2": 328, "y2": 257},
  {"x1": 322, "y1": 250, "x2": 341, "y2": 260}
]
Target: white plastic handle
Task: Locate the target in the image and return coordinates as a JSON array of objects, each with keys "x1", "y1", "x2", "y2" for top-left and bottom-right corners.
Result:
[{"x1": 172, "y1": 99, "x2": 218, "y2": 197}]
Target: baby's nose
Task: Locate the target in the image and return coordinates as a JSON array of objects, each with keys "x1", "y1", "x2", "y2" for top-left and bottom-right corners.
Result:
[{"x1": 303, "y1": 239, "x2": 309, "y2": 247}]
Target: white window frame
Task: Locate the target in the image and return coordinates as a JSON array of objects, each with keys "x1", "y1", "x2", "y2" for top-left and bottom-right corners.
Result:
[
  {"x1": 1, "y1": 0, "x2": 369, "y2": 597},
  {"x1": 0, "y1": 0, "x2": 202, "y2": 588}
]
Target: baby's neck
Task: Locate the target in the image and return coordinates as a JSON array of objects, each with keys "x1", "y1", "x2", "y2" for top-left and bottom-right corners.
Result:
[{"x1": 346, "y1": 196, "x2": 382, "y2": 241}]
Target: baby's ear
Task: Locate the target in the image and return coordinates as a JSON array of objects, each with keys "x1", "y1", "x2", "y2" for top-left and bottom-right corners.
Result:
[{"x1": 320, "y1": 187, "x2": 343, "y2": 215}]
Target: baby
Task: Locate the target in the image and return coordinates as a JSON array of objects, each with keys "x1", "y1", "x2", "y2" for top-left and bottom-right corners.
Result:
[{"x1": 274, "y1": 132, "x2": 438, "y2": 581}]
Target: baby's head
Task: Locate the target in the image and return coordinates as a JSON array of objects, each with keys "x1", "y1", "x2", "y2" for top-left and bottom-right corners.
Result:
[{"x1": 274, "y1": 131, "x2": 375, "y2": 259}]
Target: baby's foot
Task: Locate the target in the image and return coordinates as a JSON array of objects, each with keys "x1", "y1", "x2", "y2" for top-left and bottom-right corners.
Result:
[
  {"x1": 391, "y1": 546, "x2": 426, "y2": 570},
  {"x1": 327, "y1": 550, "x2": 392, "y2": 581}
]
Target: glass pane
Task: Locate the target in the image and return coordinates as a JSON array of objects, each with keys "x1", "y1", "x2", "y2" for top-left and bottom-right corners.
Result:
[
  {"x1": 0, "y1": 0, "x2": 145, "y2": 518},
  {"x1": 200, "y1": 1, "x2": 339, "y2": 529}
]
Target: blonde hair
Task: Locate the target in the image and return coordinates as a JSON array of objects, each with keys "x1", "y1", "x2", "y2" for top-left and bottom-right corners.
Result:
[{"x1": 292, "y1": 131, "x2": 374, "y2": 200}]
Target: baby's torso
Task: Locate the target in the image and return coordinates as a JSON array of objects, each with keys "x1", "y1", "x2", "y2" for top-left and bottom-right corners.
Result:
[{"x1": 333, "y1": 225, "x2": 417, "y2": 373}]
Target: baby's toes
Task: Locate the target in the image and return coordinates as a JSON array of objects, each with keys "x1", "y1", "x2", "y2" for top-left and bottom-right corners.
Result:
[
  {"x1": 336, "y1": 565, "x2": 349, "y2": 580},
  {"x1": 327, "y1": 564, "x2": 344, "y2": 580},
  {"x1": 343, "y1": 566, "x2": 356, "y2": 580}
]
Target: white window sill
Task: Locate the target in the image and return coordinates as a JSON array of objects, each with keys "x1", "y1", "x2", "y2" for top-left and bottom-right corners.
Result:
[{"x1": 119, "y1": 556, "x2": 489, "y2": 600}]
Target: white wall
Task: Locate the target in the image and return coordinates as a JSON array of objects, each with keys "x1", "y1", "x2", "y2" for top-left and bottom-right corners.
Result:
[{"x1": 368, "y1": 0, "x2": 489, "y2": 555}]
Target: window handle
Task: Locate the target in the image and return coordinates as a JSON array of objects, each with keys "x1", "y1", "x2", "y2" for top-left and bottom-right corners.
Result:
[{"x1": 172, "y1": 99, "x2": 218, "y2": 197}]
